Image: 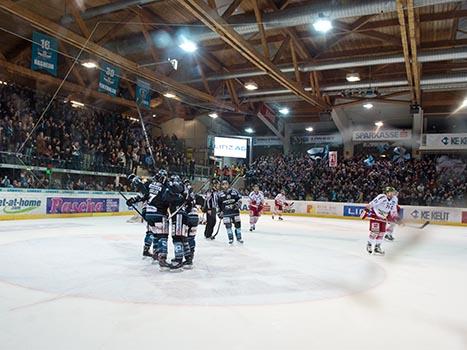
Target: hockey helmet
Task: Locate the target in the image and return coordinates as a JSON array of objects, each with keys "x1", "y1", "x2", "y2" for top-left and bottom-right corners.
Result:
[{"x1": 384, "y1": 186, "x2": 397, "y2": 194}]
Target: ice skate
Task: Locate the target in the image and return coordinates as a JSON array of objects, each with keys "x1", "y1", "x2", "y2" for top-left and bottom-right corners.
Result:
[
  {"x1": 366, "y1": 242, "x2": 373, "y2": 254},
  {"x1": 170, "y1": 259, "x2": 184, "y2": 272},
  {"x1": 278, "y1": 217, "x2": 283, "y2": 221},
  {"x1": 385, "y1": 234, "x2": 394, "y2": 241},
  {"x1": 142, "y1": 246, "x2": 152, "y2": 259},
  {"x1": 374, "y1": 244, "x2": 385, "y2": 256},
  {"x1": 157, "y1": 255, "x2": 171, "y2": 271},
  {"x1": 182, "y1": 258, "x2": 193, "y2": 269},
  {"x1": 229, "y1": 238, "x2": 234, "y2": 244}
]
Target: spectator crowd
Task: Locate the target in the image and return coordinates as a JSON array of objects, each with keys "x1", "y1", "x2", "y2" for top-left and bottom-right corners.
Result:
[
  {"x1": 245, "y1": 153, "x2": 466, "y2": 207},
  {"x1": 0, "y1": 83, "x2": 191, "y2": 175}
]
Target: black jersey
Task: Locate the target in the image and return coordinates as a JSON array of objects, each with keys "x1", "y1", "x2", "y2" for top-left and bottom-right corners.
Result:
[{"x1": 217, "y1": 188, "x2": 242, "y2": 216}]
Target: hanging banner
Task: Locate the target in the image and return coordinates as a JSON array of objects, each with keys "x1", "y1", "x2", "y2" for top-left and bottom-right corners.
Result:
[
  {"x1": 422, "y1": 133, "x2": 467, "y2": 150},
  {"x1": 328, "y1": 151, "x2": 338, "y2": 167},
  {"x1": 136, "y1": 78, "x2": 151, "y2": 109},
  {"x1": 352, "y1": 129, "x2": 412, "y2": 141},
  {"x1": 31, "y1": 32, "x2": 58, "y2": 76},
  {"x1": 252, "y1": 136, "x2": 283, "y2": 146},
  {"x1": 292, "y1": 134, "x2": 342, "y2": 144},
  {"x1": 98, "y1": 61, "x2": 120, "y2": 96}
]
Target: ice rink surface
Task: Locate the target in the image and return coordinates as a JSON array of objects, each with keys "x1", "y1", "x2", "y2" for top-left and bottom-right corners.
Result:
[{"x1": 0, "y1": 215, "x2": 466, "y2": 350}]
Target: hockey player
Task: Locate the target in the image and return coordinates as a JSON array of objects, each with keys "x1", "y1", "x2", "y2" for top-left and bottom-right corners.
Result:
[
  {"x1": 361, "y1": 186, "x2": 399, "y2": 255},
  {"x1": 385, "y1": 191, "x2": 401, "y2": 241},
  {"x1": 165, "y1": 175, "x2": 187, "y2": 271},
  {"x1": 180, "y1": 179, "x2": 202, "y2": 269},
  {"x1": 126, "y1": 170, "x2": 171, "y2": 269},
  {"x1": 248, "y1": 184, "x2": 265, "y2": 231},
  {"x1": 272, "y1": 189, "x2": 287, "y2": 220},
  {"x1": 217, "y1": 180, "x2": 243, "y2": 244}
]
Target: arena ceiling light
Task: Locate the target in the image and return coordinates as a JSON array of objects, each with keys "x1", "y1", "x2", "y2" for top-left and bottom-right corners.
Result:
[
  {"x1": 178, "y1": 38, "x2": 198, "y2": 53},
  {"x1": 375, "y1": 121, "x2": 384, "y2": 127},
  {"x1": 305, "y1": 127, "x2": 314, "y2": 132},
  {"x1": 279, "y1": 107, "x2": 290, "y2": 115},
  {"x1": 70, "y1": 100, "x2": 84, "y2": 108},
  {"x1": 244, "y1": 81, "x2": 258, "y2": 91},
  {"x1": 313, "y1": 14, "x2": 333, "y2": 33},
  {"x1": 460, "y1": 98, "x2": 467, "y2": 108},
  {"x1": 208, "y1": 112, "x2": 218, "y2": 119},
  {"x1": 163, "y1": 92, "x2": 176, "y2": 99},
  {"x1": 346, "y1": 73, "x2": 360, "y2": 82},
  {"x1": 81, "y1": 60, "x2": 98, "y2": 69},
  {"x1": 363, "y1": 102, "x2": 374, "y2": 110},
  {"x1": 245, "y1": 127, "x2": 254, "y2": 134}
]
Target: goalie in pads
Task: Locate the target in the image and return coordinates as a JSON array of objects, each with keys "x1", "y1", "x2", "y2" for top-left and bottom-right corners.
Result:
[{"x1": 360, "y1": 186, "x2": 399, "y2": 256}]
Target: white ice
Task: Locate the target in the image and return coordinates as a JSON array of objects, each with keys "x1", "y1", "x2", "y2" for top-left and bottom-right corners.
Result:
[{"x1": 0, "y1": 215, "x2": 466, "y2": 350}]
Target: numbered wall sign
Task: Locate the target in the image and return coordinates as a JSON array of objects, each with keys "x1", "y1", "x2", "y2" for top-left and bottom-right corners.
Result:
[
  {"x1": 31, "y1": 32, "x2": 58, "y2": 76},
  {"x1": 98, "y1": 61, "x2": 120, "y2": 97},
  {"x1": 136, "y1": 78, "x2": 151, "y2": 109}
]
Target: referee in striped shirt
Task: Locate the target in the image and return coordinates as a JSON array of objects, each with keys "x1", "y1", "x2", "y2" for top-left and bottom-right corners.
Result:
[{"x1": 203, "y1": 178, "x2": 220, "y2": 239}]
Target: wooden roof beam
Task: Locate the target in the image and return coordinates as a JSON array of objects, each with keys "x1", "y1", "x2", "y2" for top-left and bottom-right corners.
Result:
[
  {"x1": 407, "y1": 0, "x2": 421, "y2": 105},
  {"x1": 0, "y1": 0, "x2": 233, "y2": 110},
  {"x1": 222, "y1": 0, "x2": 244, "y2": 18},
  {"x1": 253, "y1": 0, "x2": 270, "y2": 59},
  {"x1": 396, "y1": 0, "x2": 416, "y2": 103},
  {"x1": 177, "y1": 0, "x2": 327, "y2": 109}
]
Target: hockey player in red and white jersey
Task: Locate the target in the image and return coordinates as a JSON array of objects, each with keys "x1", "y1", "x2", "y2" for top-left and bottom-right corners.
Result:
[
  {"x1": 385, "y1": 192, "x2": 401, "y2": 242},
  {"x1": 360, "y1": 186, "x2": 399, "y2": 255},
  {"x1": 272, "y1": 189, "x2": 287, "y2": 220},
  {"x1": 248, "y1": 184, "x2": 265, "y2": 231}
]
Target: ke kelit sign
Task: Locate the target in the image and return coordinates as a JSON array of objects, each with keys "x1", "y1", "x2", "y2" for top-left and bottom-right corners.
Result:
[
  {"x1": 98, "y1": 61, "x2": 120, "y2": 97},
  {"x1": 47, "y1": 197, "x2": 119, "y2": 214},
  {"x1": 136, "y1": 78, "x2": 152, "y2": 109},
  {"x1": 352, "y1": 129, "x2": 412, "y2": 141},
  {"x1": 343, "y1": 205, "x2": 367, "y2": 217},
  {"x1": 423, "y1": 133, "x2": 467, "y2": 150},
  {"x1": 31, "y1": 31, "x2": 58, "y2": 76},
  {"x1": 407, "y1": 207, "x2": 462, "y2": 223},
  {"x1": 0, "y1": 196, "x2": 43, "y2": 215}
]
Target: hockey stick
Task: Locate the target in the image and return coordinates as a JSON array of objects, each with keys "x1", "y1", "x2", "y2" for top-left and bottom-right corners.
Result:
[
  {"x1": 119, "y1": 191, "x2": 144, "y2": 219},
  {"x1": 211, "y1": 219, "x2": 222, "y2": 240},
  {"x1": 363, "y1": 215, "x2": 430, "y2": 230}
]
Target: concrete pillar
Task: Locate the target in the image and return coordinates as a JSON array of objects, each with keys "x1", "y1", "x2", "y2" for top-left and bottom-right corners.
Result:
[{"x1": 331, "y1": 108, "x2": 353, "y2": 159}]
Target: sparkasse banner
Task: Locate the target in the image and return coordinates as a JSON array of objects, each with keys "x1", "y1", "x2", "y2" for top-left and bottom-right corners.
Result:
[
  {"x1": 353, "y1": 129, "x2": 412, "y2": 141},
  {"x1": 214, "y1": 137, "x2": 247, "y2": 158}
]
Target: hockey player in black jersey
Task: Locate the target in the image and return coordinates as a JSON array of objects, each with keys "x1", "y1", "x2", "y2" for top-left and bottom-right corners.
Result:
[
  {"x1": 165, "y1": 175, "x2": 187, "y2": 271},
  {"x1": 217, "y1": 180, "x2": 243, "y2": 244},
  {"x1": 126, "y1": 170, "x2": 171, "y2": 270},
  {"x1": 179, "y1": 179, "x2": 202, "y2": 269}
]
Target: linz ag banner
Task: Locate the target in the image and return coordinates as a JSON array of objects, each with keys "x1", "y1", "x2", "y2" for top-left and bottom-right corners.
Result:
[
  {"x1": 424, "y1": 133, "x2": 467, "y2": 150},
  {"x1": 136, "y1": 78, "x2": 151, "y2": 109},
  {"x1": 352, "y1": 129, "x2": 412, "y2": 141},
  {"x1": 47, "y1": 197, "x2": 119, "y2": 214},
  {"x1": 98, "y1": 61, "x2": 120, "y2": 96},
  {"x1": 31, "y1": 32, "x2": 58, "y2": 76}
]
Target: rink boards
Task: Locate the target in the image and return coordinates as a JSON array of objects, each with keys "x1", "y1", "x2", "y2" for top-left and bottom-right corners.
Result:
[{"x1": 0, "y1": 188, "x2": 465, "y2": 226}]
